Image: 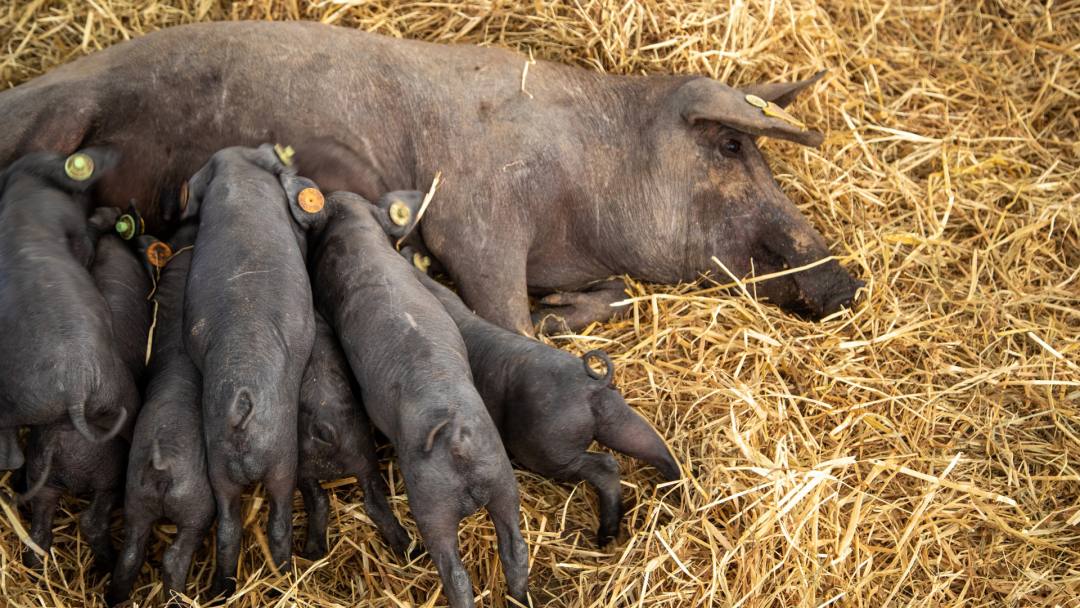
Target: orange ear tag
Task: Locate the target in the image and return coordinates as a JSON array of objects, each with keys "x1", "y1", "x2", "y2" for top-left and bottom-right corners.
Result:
[
  {"x1": 146, "y1": 241, "x2": 174, "y2": 269},
  {"x1": 298, "y1": 188, "x2": 324, "y2": 214}
]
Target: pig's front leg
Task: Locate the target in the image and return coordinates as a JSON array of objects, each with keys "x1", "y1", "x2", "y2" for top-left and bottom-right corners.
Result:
[
  {"x1": 298, "y1": 477, "x2": 330, "y2": 560},
  {"x1": 532, "y1": 278, "x2": 631, "y2": 334},
  {"x1": 81, "y1": 488, "x2": 119, "y2": 575},
  {"x1": 447, "y1": 251, "x2": 534, "y2": 336}
]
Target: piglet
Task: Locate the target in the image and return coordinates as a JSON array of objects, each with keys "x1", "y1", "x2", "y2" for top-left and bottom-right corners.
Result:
[
  {"x1": 0, "y1": 150, "x2": 130, "y2": 470},
  {"x1": 403, "y1": 249, "x2": 680, "y2": 545},
  {"x1": 296, "y1": 313, "x2": 412, "y2": 560},
  {"x1": 21, "y1": 206, "x2": 151, "y2": 573},
  {"x1": 304, "y1": 189, "x2": 529, "y2": 608},
  {"x1": 181, "y1": 145, "x2": 316, "y2": 597},
  {"x1": 107, "y1": 224, "x2": 215, "y2": 607}
]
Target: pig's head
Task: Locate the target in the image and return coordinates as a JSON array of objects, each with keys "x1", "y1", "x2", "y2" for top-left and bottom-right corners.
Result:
[{"x1": 618, "y1": 71, "x2": 862, "y2": 318}]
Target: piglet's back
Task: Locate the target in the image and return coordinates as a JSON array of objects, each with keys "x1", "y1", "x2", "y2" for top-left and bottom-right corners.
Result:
[{"x1": 311, "y1": 193, "x2": 473, "y2": 430}]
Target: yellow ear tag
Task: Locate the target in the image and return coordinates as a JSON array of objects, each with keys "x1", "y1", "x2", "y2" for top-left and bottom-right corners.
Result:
[
  {"x1": 745, "y1": 93, "x2": 807, "y2": 130},
  {"x1": 274, "y1": 144, "x2": 295, "y2": 167},
  {"x1": 389, "y1": 200, "x2": 411, "y2": 227},
  {"x1": 412, "y1": 252, "x2": 431, "y2": 273},
  {"x1": 146, "y1": 241, "x2": 173, "y2": 269},
  {"x1": 64, "y1": 153, "x2": 95, "y2": 181},
  {"x1": 298, "y1": 187, "x2": 324, "y2": 214}
]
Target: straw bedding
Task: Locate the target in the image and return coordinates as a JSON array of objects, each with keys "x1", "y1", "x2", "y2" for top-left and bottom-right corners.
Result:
[{"x1": 1, "y1": 1, "x2": 1077, "y2": 606}]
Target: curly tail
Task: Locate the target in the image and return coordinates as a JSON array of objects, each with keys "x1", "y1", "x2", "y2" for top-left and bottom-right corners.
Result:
[
  {"x1": 69, "y1": 401, "x2": 127, "y2": 445},
  {"x1": 582, "y1": 350, "x2": 614, "y2": 386},
  {"x1": 17, "y1": 446, "x2": 54, "y2": 504}
]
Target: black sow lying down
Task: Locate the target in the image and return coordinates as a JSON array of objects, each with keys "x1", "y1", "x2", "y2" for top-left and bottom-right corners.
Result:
[
  {"x1": 0, "y1": 150, "x2": 131, "y2": 470},
  {"x1": 108, "y1": 225, "x2": 214, "y2": 607},
  {"x1": 181, "y1": 145, "x2": 316, "y2": 598},
  {"x1": 410, "y1": 263, "x2": 681, "y2": 545},
  {"x1": 304, "y1": 190, "x2": 528, "y2": 608}
]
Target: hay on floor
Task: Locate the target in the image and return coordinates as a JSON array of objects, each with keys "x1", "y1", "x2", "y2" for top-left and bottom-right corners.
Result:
[{"x1": 1, "y1": 1, "x2": 1077, "y2": 606}]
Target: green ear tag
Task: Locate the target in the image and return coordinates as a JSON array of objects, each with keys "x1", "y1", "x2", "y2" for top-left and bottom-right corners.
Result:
[
  {"x1": 389, "y1": 200, "x2": 411, "y2": 227},
  {"x1": 115, "y1": 214, "x2": 137, "y2": 240},
  {"x1": 274, "y1": 144, "x2": 295, "y2": 167},
  {"x1": 64, "y1": 153, "x2": 94, "y2": 181}
]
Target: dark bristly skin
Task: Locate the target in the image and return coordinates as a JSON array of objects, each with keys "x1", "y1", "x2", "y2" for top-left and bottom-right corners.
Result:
[
  {"x1": 410, "y1": 264, "x2": 680, "y2": 545},
  {"x1": 307, "y1": 191, "x2": 529, "y2": 608},
  {"x1": 0, "y1": 21, "x2": 861, "y2": 335},
  {"x1": 181, "y1": 145, "x2": 316, "y2": 599},
  {"x1": 0, "y1": 149, "x2": 131, "y2": 472},
  {"x1": 297, "y1": 313, "x2": 412, "y2": 561},
  {"x1": 107, "y1": 225, "x2": 215, "y2": 608},
  {"x1": 21, "y1": 207, "x2": 150, "y2": 574}
]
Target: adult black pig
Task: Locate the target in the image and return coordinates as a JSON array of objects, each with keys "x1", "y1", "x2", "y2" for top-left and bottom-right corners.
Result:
[
  {"x1": 0, "y1": 150, "x2": 131, "y2": 471},
  {"x1": 296, "y1": 313, "x2": 412, "y2": 561},
  {"x1": 0, "y1": 21, "x2": 862, "y2": 334},
  {"x1": 108, "y1": 225, "x2": 215, "y2": 607},
  {"x1": 408, "y1": 261, "x2": 680, "y2": 545},
  {"x1": 181, "y1": 145, "x2": 315, "y2": 598},
  {"x1": 305, "y1": 189, "x2": 529, "y2": 608},
  {"x1": 21, "y1": 206, "x2": 151, "y2": 573}
]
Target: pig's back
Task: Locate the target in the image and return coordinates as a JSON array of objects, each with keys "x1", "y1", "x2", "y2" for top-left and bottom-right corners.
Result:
[{"x1": 313, "y1": 202, "x2": 473, "y2": 434}]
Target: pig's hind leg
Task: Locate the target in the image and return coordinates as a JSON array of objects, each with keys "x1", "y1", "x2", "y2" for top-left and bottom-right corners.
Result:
[
  {"x1": 264, "y1": 462, "x2": 296, "y2": 575},
  {"x1": 162, "y1": 521, "x2": 211, "y2": 601},
  {"x1": 412, "y1": 505, "x2": 475, "y2": 608},
  {"x1": 567, "y1": 452, "x2": 623, "y2": 546},
  {"x1": 208, "y1": 476, "x2": 245, "y2": 600},
  {"x1": 486, "y1": 483, "x2": 531, "y2": 606},
  {"x1": 107, "y1": 502, "x2": 155, "y2": 606},
  {"x1": 22, "y1": 485, "x2": 61, "y2": 569},
  {"x1": 81, "y1": 487, "x2": 120, "y2": 574},
  {"x1": 298, "y1": 476, "x2": 330, "y2": 560}
]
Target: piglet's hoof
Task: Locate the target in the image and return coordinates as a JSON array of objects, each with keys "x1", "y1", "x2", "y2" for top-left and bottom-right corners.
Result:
[{"x1": 532, "y1": 278, "x2": 631, "y2": 334}]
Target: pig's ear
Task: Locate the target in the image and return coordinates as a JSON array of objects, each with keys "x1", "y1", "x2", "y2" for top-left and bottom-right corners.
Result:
[
  {"x1": 676, "y1": 77, "x2": 824, "y2": 147},
  {"x1": 181, "y1": 159, "x2": 216, "y2": 221},
  {"x1": 279, "y1": 172, "x2": 328, "y2": 231},
  {"x1": 311, "y1": 421, "x2": 337, "y2": 448},
  {"x1": 374, "y1": 190, "x2": 425, "y2": 240},
  {"x1": 741, "y1": 70, "x2": 826, "y2": 109}
]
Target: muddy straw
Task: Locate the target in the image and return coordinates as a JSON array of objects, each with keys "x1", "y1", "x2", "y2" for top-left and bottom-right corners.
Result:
[{"x1": 1, "y1": 1, "x2": 1078, "y2": 607}]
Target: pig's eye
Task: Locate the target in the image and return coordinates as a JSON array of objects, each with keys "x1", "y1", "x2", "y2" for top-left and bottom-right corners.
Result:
[{"x1": 721, "y1": 139, "x2": 742, "y2": 157}]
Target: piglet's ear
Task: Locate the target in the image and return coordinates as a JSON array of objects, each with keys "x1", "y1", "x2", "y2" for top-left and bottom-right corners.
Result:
[
  {"x1": 374, "y1": 190, "x2": 425, "y2": 240},
  {"x1": 279, "y1": 172, "x2": 328, "y2": 232},
  {"x1": 181, "y1": 158, "x2": 216, "y2": 221},
  {"x1": 86, "y1": 206, "x2": 122, "y2": 246}
]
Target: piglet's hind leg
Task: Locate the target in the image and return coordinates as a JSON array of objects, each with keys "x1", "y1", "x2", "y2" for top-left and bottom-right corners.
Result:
[{"x1": 82, "y1": 488, "x2": 120, "y2": 575}]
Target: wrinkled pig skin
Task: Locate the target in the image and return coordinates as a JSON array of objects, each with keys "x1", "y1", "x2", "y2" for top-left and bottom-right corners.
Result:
[
  {"x1": 21, "y1": 207, "x2": 150, "y2": 575},
  {"x1": 107, "y1": 224, "x2": 215, "y2": 608},
  {"x1": 414, "y1": 267, "x2": 680, "y2": 545},
  {"x1": 307, "y1": 191, "x2": 529, "y2": 608},
  {"x1": 181, "y1": 145, "x2": 315, "y2": 599},
  {"x1": 0, "y1": 21, "x2": 862, "y2": 335},
  {"x1": 0, "y1": 149, "x2": 132, "y2": 472},
  {"x1": 296, "y1": 312, "x2": 412, "y2": 561}
]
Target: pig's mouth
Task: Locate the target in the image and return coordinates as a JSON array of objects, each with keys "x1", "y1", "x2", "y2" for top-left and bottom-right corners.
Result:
[{"x1": 749, "y1": 245, "x2": 863, "y2": 319}]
